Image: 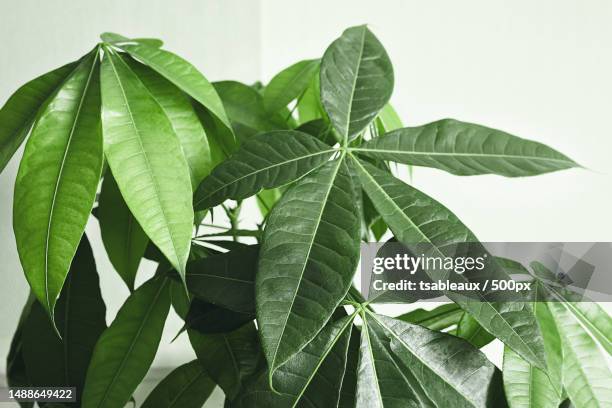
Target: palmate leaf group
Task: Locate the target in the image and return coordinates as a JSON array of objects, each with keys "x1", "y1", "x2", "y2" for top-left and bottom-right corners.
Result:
[{"x1": 2, "y1": 25, "x2": 608, "y2": 408}]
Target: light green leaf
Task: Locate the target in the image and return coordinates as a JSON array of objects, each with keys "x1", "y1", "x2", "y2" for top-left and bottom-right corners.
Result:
[
  {"x1": 375, "y1": 103, "x2": 403, "y2": 133},
  {"x1": 370, "y1": 312, "x2": 506, "y2": 408},
  {"x1": 214, "y1": 81, "x2": 288, "y2": 140},
  {"x1": 124, "y1": 56, "x2": 213, "y2": 187},
  {"x1": 548, "y1": 302, "x2": 612, "y2": 407},
  {"x1": 396, "y1": 304, "x2": 463, "y2": 331},
  {"x1": 100, "y1": 49, "x2": 194, "y2": 279},
  {"x1": 0, "y1": 61, "x2": 77, "y2": 173},
  {"x1": 297, "y1": 71, "x2": 324, "y2": 124},
  {"x1": 503, "y1": 346, "x2": 561, "y2": 408},
  {"x1": 194, "y1": 130, "x2": 335, "y2": 210},
  {"x1": 14, "y1": 50, "x2": 103, "y2": 320},
  {"x1": 264, "y1": 59, "x2": 319, "y2": 113},
  {"x1": 351, "y1": 156, "x2": 547, "y2": 369},
  {"x1": 189, "y1": 322, "x2": 262, "y2": 400},
  {"x1": 82, "y1": 276, "x2": 171, "y2": 408},
  {"x1": 116, "y1": 42, "x2": 232, "y2": 132},
  {"x1": 320, "y1": 25, "x2": 393, "y2": 141},
  {"x1": 22, "y1": 236, "x2": 106, "y2": 402},
  {"x1": 353, "y1": 119, "x2": 578, "y2": 177},
  {"x1": 141, "y1": 360, "x2": 215, "y2": 408},
  {"x1": 256, "y1": 158, "x2": 360, "y2": 375},
  {"x1": 98, "y1": 172, "x2": 148, "y2": 291},
  {"x1": 456, "y1": 313, "x2": 496, "y2": 348}
]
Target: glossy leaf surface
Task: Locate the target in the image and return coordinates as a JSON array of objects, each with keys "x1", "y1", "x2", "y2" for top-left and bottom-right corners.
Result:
[
  {"x1": 256, "y1": 158, "x2": 360, "y2": 374},
  {"x1": 14, "y1": 51, "x2": 103, "y2": 319},
  {"x1": 320, "y1": 25, "x2": 393, "y2": 141},
  {"x1": 194, "y1": 130, "x2": 334, "y2": 210},
  {"x1": 354, "y1": 119, "x2": 578, "y2": 177},
  {"x1": 100, "y1": 49, "x2": 193, "y2": 279},
  {"x1": 0, "y1": 61, "x2": 77, "y2": 172}
]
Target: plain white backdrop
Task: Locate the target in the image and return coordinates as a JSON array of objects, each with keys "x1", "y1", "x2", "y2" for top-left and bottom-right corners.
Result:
[{"x1": 1, "y1": 1, "x2": 611, "y2": 406}]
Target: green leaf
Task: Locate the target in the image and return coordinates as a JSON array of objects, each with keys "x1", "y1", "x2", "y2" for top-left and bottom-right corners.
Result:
[
  {"x1": 297, "y1": 71, "x2": 324, "y2": 124},
  {"x1": 256, "y1": 188, "x2": 282, "y2": 217},
  {"x1": 14, "y1": 50, "x2": 103, "y2": 320},
  {"x1": 116, "y1": 42, "x2": 232, "y2": 132},
  {"x1": 100, "y1": 49, "x2": 194, "y2": 279},
  {"x1": 100, "y1": 32, "x2": 163, "y2": 48},
  {"x1": 189, "y1": 322, "x2": 262, "y2": 399},
  {"x1": 22, "y1": 236, "x2": 106, "y2": 402},
  {"x1": 375, "y1": 103, "x2": 403, "y2": 133},
  {"x1": 124, "y1": 56, "x2": 213, "y2": 187},
  {"x1": 532, "y1": 262, "x2": 612, "y2": 355},
  {"x1": 351, "y1": 156, "x2": 547, "y2": 369},
  {"x1": 320, "y1": 25, "x2": 393, "y2": 141},
  {"x1": 338, "y1": 327, "x2": 360, "y2": 408},
  {"x1": 98, "y1": 172, "x2": 148, "y2": 291},
  {"x1": 368, "y1": 312, "x2": 506, "y2": 408},
  {"x1": 295, "y1": 119, "x2": 336, "y2": 146},
  {"x1": 396, "y1": 303, "x2": 463, "y2": 331},
  {"x1": 353, "y1": 119, "x2": 578, "y2": 177},
  {"x1": 456, "y1": 313, "x2": 496, "y2": 348},
  {"x1": 141, "y1": 360, "x2": 215, "y2": 408},
  {"x1": 185, "y1": 299, "x2": 253, "y2": 334},
  {"x1": 81, "y1": 276, "x2": 171, "y2": 408},
  {"x1": 214, "y1": 81, "x2": 288, "y2": 140},
  {"x1": 256, "y1": 158, "x2": 360, "y2": 374},
  {"x1": 548, "y1": 302, "x2": 612, "y2": 407},
  {"x1": 186, "y1": 245, "x2": 258, "y2": 313},
  {"x1": 264, "y1": 59, "x2": 319, "y2": 113},
  {"x1": 503, "y1": 346, "x2": 561, "y2": 408},
  {"x1": 0, "y1": 60, "x2": 77, "y2": 173},
  {"x1": 194, "y1": 130, "x2": 335, "y2": 210}
]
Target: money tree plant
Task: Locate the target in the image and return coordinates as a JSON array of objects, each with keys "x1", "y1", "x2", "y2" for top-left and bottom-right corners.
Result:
[{"x1": 2, "y1": 26, "x2": 610, "y2": 408}]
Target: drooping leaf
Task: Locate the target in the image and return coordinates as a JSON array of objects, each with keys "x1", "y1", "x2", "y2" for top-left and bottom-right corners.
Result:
[
  {"x1": 456, "y1": 313, "x2": 496, "y2": 348},
  {"x1": 320, "y1": 25, "x2": 393, "y2": 141},
  {"x1": 194, "y1": 130, "x2": 335, "y2": 210},
  {"x1": 354, "y1": 119, "x2": 578, "y2": 177},
  {"x1": 185, "y1": 299, "x2": 253, "y2": 334},
  {"x1": 141, "y1": 360, "x2": 215, "y2": 408},
  {"x1": 81, "y1": 276, "x2": 171, "y2": 408},
  {"x1": 503, "y1": 346, "x2": 561, "y2": 408},
  {"x1": 14, "y1": 50, "x2": 103, "y2": 320},
  {"x1": 256, "y1": 158, "x2": 360, "y2": 375},
  {"x1": 548, "y1": 301, "x2": 612, "y2": 407},
  {"x1": 0, "y1": 60, "x2": 79, "y2": 173},
  {"x1": 369, "y1": 312, "x2": 507, "y2": 408},
  {"x1": 264, "y1": 59, "x2": 320, "y2": 113},
  {"x1": 351, "y1": 156, "x2": 547, "y2": 369},
  {"x1": 100, "y1": 32, "x2": 163, "y2": 48},
  {"x1": 396, "y1": 303, "x2": 463, "y2": 331},
  {"x1": 98, "y1": 172, "x2": 148, "y2": 291},
  {"x1": 21, "y1": 236, "x2": 106, "y2": 403},
  {"x1": 116, "y1": 42, "x2": 232, "y2": 132},
  {"x1": 189, "y1": 322, "x2": 262, "y2": 399},
  {"x1": 214, "y1": 81, "x2": 288, "y2": 140},
  {"x1": 186, "y1": 245, "x2": 258, "y2": 313},
  {"x1": 100, "y1": 49, "x2": 194, "y2": 280},
  {"x1": 123, "y1": 56, "x2": 212, "y2": 187}
]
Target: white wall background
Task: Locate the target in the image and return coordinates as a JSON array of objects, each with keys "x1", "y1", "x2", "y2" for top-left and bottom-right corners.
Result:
[{"x1": 1, "y1": 0, "x2": 611, "y2": 406}]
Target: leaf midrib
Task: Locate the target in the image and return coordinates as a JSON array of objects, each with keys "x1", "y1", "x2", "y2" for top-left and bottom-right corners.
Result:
[
  {"x1": 351, "y1": 147, "x2": 574, "y2": 165},
  {"x1": 94, "y1": 278, "x2": 168, "y2": 408}
]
